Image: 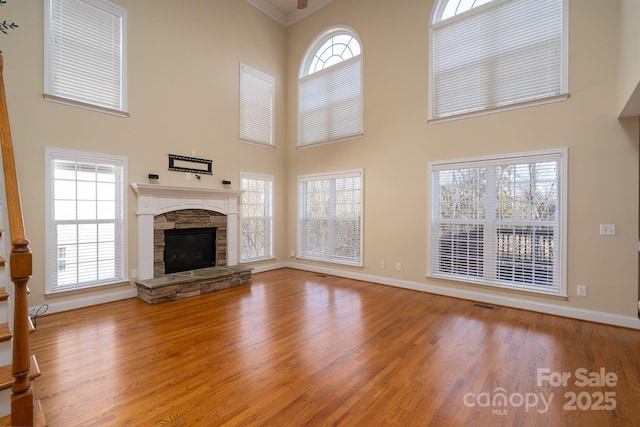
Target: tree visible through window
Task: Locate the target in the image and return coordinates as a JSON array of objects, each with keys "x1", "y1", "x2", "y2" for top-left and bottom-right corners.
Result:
[
  {"x1": 241, "y1": 173, "x2": 273, "y2": 262},
  {"x1": 298, "y1": 170, "x2": 363, "y2": 266},
  {"x1": 430, "y1": 150, "x2": 566, "y2": 295}
]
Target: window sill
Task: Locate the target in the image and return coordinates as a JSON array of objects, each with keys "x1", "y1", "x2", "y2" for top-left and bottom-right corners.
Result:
[
  {"x1": 240, "y1": 139, "x2": 276, "y2": 149},
  {"x1": 428, "y1": 93, "x2": 569, "y2": 124},
  {"x1": 45, "y1": 279, "x2": 132, "y2": 298},
  {"x1": 43, "y1": 93, "x2": 130, "y2": 118},
  {"x1": 297, "y1": 132, "x2": 364, "y2": 149},
  {"x1": 428, "y1": 273, "x2": 568, "y2": 300}
]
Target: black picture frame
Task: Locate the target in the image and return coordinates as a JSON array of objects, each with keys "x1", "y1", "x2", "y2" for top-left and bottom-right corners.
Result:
[{"x1": 168, "y1": 154, "x2": 212, "y2": 175}]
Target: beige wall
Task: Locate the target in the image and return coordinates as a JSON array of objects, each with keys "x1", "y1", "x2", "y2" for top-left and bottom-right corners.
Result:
[
  {"x1": 618, "y1": 0, "x2": 640, "y2": 116},
  {"x1": 1, "y1": 0, "x2": 287, "y2": 307},
  {"x1": 0, "y1": 0, "x2": 638, "y2": 321},
  {"x1": 285, "y1": 0, "x2": 639, "y2": 318}
]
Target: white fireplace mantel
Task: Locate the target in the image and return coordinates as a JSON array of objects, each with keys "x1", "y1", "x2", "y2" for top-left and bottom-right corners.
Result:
[{"x1": 131, "y1": 183, "x2": 243, "y2": 280}]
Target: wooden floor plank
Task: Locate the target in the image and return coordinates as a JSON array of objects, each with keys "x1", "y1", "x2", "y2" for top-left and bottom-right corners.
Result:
[{"x1": 28, "y1": 268, "x2": 640, "y2": 426}]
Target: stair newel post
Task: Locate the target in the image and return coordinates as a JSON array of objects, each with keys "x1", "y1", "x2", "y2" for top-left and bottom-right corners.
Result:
[{"x1": 10, "y1": 241, "x2": 33, "y2": 426}]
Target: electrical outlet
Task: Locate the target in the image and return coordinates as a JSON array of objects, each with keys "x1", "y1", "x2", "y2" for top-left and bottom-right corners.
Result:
[
  {"x1": 131, "y1": 269, "x2": 137, "y2": 278},
  {"x1": 599, "y1": 224, "x2": 616, "y2": 236},
  {"x1": 577, "y1": 285, "x2": 587, "y2": 297},
  {"x1": 396, "y1": 262, "x2": 402, "y2": 271},
  {"x1": 380, "y1": 261, "x2": 385, "y2": 269}
]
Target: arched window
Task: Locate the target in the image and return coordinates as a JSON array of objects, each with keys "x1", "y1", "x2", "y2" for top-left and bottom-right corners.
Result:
[
  {"x1": 429, "y1": 0, "x2": 568, "y2": 121},
  {"x1": 298, "y1": 26, "x2": 363, "y2": 146}
]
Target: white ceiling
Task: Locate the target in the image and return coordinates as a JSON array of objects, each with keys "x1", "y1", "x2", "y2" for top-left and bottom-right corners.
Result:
[{"x1": 247, "y1": 0, "x2": 333, "y2": 26}]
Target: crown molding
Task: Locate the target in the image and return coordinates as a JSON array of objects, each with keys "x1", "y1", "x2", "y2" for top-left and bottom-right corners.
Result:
[{"x1": 247, "y1": 0, "x2": 333, "y2": 26}]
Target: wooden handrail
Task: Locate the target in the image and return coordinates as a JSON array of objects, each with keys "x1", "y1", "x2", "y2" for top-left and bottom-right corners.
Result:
[{"x1": 0, "y1": 52, "x2": 35, "y2": 425}]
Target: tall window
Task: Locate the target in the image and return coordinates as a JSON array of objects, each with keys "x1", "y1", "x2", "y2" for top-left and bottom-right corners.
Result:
[
  {"x1": 44, "y1": 0, "x2": 128, "y2": 116},
  {"x1": 429, "y1": 149, "x2": 566, "y2": 296},
  {"x1": 241, "y1": 173, "x2": 274, "y2": 262},
  {"x1": 298, "y1": 170, "x2": 363, "y2": 266},
  {"x1": 45, "y1": 148, "x2": 127, "y2": 293},
  {"x1": 429, "y1": 0, "x2": 567, "y2": 121},
  {"x1": 240, "y1": 64, "x2": 275, "y2": 146},
  {"x1": 298, "y1": 26, "x2": 363, "y2": 147}
]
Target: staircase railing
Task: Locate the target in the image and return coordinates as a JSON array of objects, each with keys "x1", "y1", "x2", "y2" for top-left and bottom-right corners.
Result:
[{"x1": 0, "y1": 51, "x2": 35, "y2": 426}]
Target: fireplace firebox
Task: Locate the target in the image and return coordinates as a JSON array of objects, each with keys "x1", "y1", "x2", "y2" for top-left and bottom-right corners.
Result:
[{"x1": 164, "y1": 227, "x2": 217, "y2": 274}]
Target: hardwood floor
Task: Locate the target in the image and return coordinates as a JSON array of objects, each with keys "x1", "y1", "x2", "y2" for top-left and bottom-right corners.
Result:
[{"x1": 27, "y1": 268, "x2": 640, "y2": 426}]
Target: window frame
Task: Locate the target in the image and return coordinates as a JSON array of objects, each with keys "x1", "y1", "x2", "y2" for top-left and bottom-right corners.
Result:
[
  {"x1": 428, "y1": 148, "x2": 567, "y2": 296},
  {"x1": 44, "y1": 0, "x2": 129, "y2": 117},
  {"x1": 428, "y1": 0, "x2": 568, "y2": 123},
  {"x1": 45, "y1": 147, "x2": 128, "y2": 294},
  {"x1": 297, "y1": 169, "x2": 364, "y2": 267},
  {"x1": 298, "y1": 25, "x2": 363, "y2": 147},
  {"x1": 240, "y1": 63, "x2": 275, "y2": 147},
  {"x1": 240, "y1": 172, "x2": 274, "y2": 262}
]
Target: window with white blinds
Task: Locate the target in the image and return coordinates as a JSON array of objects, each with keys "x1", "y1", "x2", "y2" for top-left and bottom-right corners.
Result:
[
  {"x1": 45, "y1": 148, "x2": 127, "y2": 293},
  {"x1": 298, "y1": 170, "x2": 363, "y2": 266},
  {"x1": 429, "y1": 149, "x2": 566, "y2": 296},
  {"x1": 429, "y1": 0, "x2": 567, "y2": 121},
  {"x1": 298, "y1": 27, "x2": 363, "y2": 147},
  {"x1": 44, "y1": 0, "x2": 128, "y2": 116},
  {"x1": 241, "y1": 172, "x2": 274, "y2": 262},
  {"x1": 240, "y1": 64, "x2": 275, "y2": 146}
]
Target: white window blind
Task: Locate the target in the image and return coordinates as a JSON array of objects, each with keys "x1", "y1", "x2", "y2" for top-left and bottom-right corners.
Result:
[
  {"x1": 430, "y1": 0, "x2": 566, "y2": 120},
  {"x1": 241, "y1": 173, "x2": 274, "y2": 262},
  {"x1": 429, "y1": 150, "x2": 566, "y2": 296},
  {"x1": 298, "y1": 27, "x2": 363, "y2": 147},
  {"x1": 240, "y1": 64, "x2": 275, "y2": 146},
  {"x1": 299, "y1": 57, "x2": 363, "y2": 146},
  {"x1": 45, "y1": 148, "x2": 127, "y2": 293},
  {"x1": 44, "y1": 0, "x2": 128, "y2": 116},
  {"x1": 298, "y1": 170, "x2": 363, "y2": 266}
]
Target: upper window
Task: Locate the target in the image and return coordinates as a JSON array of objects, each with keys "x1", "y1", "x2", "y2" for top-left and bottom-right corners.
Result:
[
  {"x1": 240, "y1": 172, "x2": 274, "y2": 262},
  {"x1": 44, "y1": 0, "x2": 128, "y2": 116},
  {"x1": 429, "y1": 149, "x2": 567, "y2": 296},
  {"x1": 240, "y1": 64, "x2": 275, "y2": 147},
  {"x1": 298, "y1": 26, "x2": 363, "y2": 147},
  {"x1": 45, "y1": 148, "x2": 128, "y2": 294},
  {"x1": 429, "y1": 0, "x2": 567, "y2": 121},
  {"x1": 298, "y1": 170, "x2": 363, "y2": 266}
]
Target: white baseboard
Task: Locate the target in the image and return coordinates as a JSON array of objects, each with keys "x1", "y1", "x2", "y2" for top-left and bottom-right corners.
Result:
[
  {"x1": 272, "y1": 262, "x2": 640, "y2": 330},
  {"x1": 29, "y1": 288, "x2": 138, "y2": 317},
  {"x1": 249, "y1": 261, "x2": 290, "y2": 273}
]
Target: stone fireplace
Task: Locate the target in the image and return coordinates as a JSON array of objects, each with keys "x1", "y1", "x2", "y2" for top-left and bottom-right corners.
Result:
[
  {"x1": 131, "y1": 184, "x2": 252, "y2": 304},
  {"x1": 155, "y1": 209, "x2": 226, "y2": 276},
  {"x1": 131, "y1": 183, "x2": 242, "y2": 280}
]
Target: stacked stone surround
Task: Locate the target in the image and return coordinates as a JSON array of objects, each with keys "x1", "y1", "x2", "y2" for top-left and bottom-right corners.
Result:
[
  {"x1": 136, "y1": 208, "x2": 252, "y2": 304},
  {"x1": 136, "y1": 265, "x2": 253, "y2": 304},
  {"x1": 153, "y1": 209, "x2": 227, "y2": 278}
]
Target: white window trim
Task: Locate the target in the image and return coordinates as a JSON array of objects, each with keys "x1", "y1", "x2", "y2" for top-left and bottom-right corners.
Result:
[
  {"x1": 427, "y1": 148, "x2": 567, "y2": 297},
  {"x1": 240, "y1": 63, "x2": 275, "y2": 147},
  {"x1": 428, "y1": 0, "x2": 569, "y2": 123},
  {"x1": 297, "y1": 169, "x2": 364, "y2": 267},
  {"x1": 44, "y1": 0, "x2": 129, "y2": 117},
  {"x1": 240, "y1": 172, "x2": 275, "y2": 262},
  {"x1": 44, "y1": 147, "x2": 128, "y2": 294}
]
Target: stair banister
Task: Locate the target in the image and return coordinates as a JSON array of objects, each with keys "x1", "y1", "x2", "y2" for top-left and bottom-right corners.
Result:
[{"x1": 0, "y1": 51, "x2": 35, "y2": 426}]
